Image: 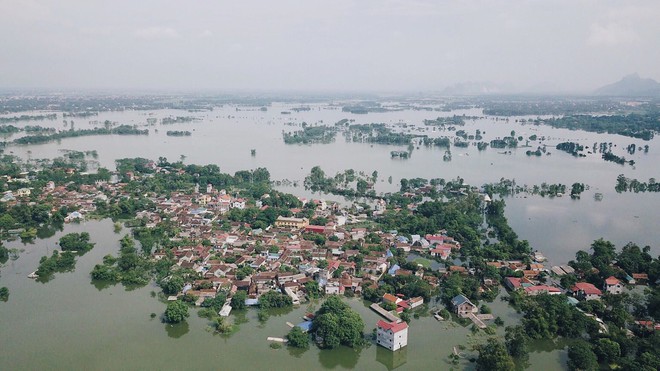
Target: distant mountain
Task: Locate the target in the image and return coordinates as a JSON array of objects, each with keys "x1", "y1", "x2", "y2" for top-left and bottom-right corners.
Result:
[
  {"x1": 594, "y1": 73, "x2": 660, "y2": 97},
  {"x1": 442, "y1": 81, "x2": 514, "y2": 95}
]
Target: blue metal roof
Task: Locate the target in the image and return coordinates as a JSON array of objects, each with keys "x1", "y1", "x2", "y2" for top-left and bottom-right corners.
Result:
[{"x1": 296, "y1": 321, "x2": 313, "y2": 332}]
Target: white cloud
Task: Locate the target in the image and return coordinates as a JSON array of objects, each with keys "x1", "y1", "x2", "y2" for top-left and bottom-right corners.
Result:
[
  {"x1": 587, "y1": 23, "x2": 639, "y2": 46},
  {"x1": 134, "y1": 27, "x2": 181, "y2": 40},
  {"x1": 198, "y1": 30, "x2": 213, "y2": 38}
]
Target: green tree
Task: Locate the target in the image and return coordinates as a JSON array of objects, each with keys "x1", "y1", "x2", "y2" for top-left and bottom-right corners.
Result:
[
  {"x1": 304, "y1": 280, "x2": 320, "y2": 299},
  {"x1": 0, "y1": 287, "x2": 8, "y2": 301},
  {"x1": 161, "y1": 276, "x2": 184, "y2": 295},
  {"x1": 58, "y1": 232, "x2": 95, "y2": 253},
  {"x1": 567, "y1": 340, "x2": 598, "y2": 371},
  {"x1": 286, "y1": 326, "x2": 310, "y2": 349},
  {"x1": 259, "y1": 290, "x2": 292, "y2": 309},
  {"x1": 505, "y1": 325, "x2": 528, "y2": 359},
  {"x1": 476, "y1": 338, "x2": 515, "y2": 371},
  {"x1": 593, "y1": 338, "x2": 620, "y2": 364},
  {"x1": 164, "y1": 300, "x2": 189, "y2": 323},
  {"x1": 0, "y1": 214, "x2": 16, "y2": 231},
  {"x1": 311, "y1": 296, "x2": 364, "y2": 349},
  {"x1": 231, "y1": 291, "x2": 247, "y2": 310}
]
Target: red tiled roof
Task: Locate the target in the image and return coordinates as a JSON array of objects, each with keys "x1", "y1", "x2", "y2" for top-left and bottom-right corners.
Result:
[
  {"x1": 397, "y1": 301, "x2": 410, "y2": 309},
  {"x1": 383, "y1": 293, "x2": 398, "y2": 303},
  {"x1": 506, "y1": 277, "x2": 522, "y2": 288},
  {"x1": 605, "y1": 276, "x2": 620, "y2": 285},
  {"x1": 377, "y1": 320, "x2": 408, "y2": 333},
  {"x1": 572, "y1": 282, "x2": 602, "y2": 295}
]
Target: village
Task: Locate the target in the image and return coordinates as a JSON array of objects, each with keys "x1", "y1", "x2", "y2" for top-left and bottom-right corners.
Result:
[
  {"x1": 3, "y1": 158, "x2": 657, "y2": 360},
  {"x1": 0, "y1": 154, "x2": 639, "y2": 369}
]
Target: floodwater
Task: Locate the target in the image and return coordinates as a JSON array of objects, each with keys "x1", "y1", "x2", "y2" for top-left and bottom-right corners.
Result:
[
  {"x1": 1, "y1": 103, "x2": 658, "y2": 369},
  {"x1": 0, "y1": 220, "x2": 566, "y2": 370}
]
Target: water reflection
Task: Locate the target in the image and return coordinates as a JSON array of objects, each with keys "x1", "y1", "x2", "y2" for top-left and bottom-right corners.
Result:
[
  {"x1": 286, "y1": 346, "x2": 306, "y2": 359},
  {"x1": 375, "y1": 345, "x2": 408, "y2": 370},
  {"x1": 36, "y1": 223, "x2": 61, "y2": 240},
  {"x1": 165, "y1": 321, "x2": 190, "y2": 339},
  {"x1": 91, "y1": 279, "x2": 115, "y2": 291},
  {"x1": 318, "y1": 345, "x2": 361, "y2": 369}
]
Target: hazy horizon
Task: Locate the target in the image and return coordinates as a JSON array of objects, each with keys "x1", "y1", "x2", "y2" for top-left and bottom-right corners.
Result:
[{"x1": 1, "y1": 0, "x2": 659, "y2": 93}]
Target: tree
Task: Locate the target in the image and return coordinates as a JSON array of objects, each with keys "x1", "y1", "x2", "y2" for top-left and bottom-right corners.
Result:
[
  {"x1": 164, "y1": 300, "x2": 189, "y2": 323},
  {"x1": 231, "y1": 291, "x2": 247, "y2": 310},
  {"x1": 161, "y1": 276, "x2": 184, "y2": 295},
  {"x1": 286, "y1": 326, "x2": 310, "y2": 349},
  {"x1": 259, "y1": 290, "x2": 292, "y2": 309},
  {"x1": 476, "y1": 338, "x2": 515, "y2": 371},
  {"x1": 593, "y1": 338, "x2": 620, "y2": 364},
  {"x1": 0, "y1": 287, "x2": 8, "y2": 301},
  {"x1": 0, "y1": 214, "x2": 16, "y2": 231},
  {"x1": 311, "y1": 296, "x2": 364, "y2": 349},
  {"x1": 505, "y1": 325, "x2": 528, "y2": 359},
  {"x1": 59, "y1": 232, "x2": 95, "y2": 253},
  {"x1": 567, "y1": 340, "x2": 598, "y2": 371},
  {"x1": 304, "y1": 280, "x2": 320, "y2": 299}
]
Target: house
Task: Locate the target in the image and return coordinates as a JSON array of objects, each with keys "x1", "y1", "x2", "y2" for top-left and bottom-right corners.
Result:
[
  {"x1": 451, "y1": 294, "x2": 477, "y2": 318},
  {"x1": 304, "y1": 225, "x2": 325, "y2": 234},
  {"x1": 64, "y1": 211, "x2": 84, "y2": 223},
  {"x1": 374, "y1": 199, "x2": 387, "y2": 214},
  {"x1": 632, "y1": 273, "x2": 648, "y2": 284},
  {"x1": 16, "y1": 188, "x2": 31, "y2": 197},
  {"x1": 408, "y1": 296, "x2": 424, "y2": 309},
  {"x1": 382, "y1": 293, "x2": 400, "y2": 306},
  {"x1": 325, "y1": 279, "x2": 344, "y2": 295},
  {"x1": 524, "y1": 285, "x2": 562, "y2": 296},
  {"x1": 232, "y1": 198, "x2": 246, "y2": 209},
  {"x1": 430, "y1": 246, "x2": 451, "y2": 260},
  {"x1": 1, "y1": 191, "x2": 15, "y2": 202},
  {"x1": 571, "y1": 282, "x2": 602, "y2": 300},
  {"x1": 505, "y1": 277, "x2": 534, "y2": 291},
  {"x1": 604, "y1": 276, "x2": 623, "y2": 295},
  {"x1": 376, "y1": 320, "x2": 408, "y2": 351}
]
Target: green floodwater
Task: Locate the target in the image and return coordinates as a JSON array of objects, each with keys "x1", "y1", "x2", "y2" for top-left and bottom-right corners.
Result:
[{"x1": 0, "y1": 220, "x2": 568, "y2": 370}]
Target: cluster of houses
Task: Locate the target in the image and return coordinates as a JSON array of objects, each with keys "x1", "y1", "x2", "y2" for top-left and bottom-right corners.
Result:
[
  {"x1": 142, "y1": 188, "x2": 397, "y2": 306},
  {"x1": 12, "y1": 163, "x2": 654, "y2": 350}
]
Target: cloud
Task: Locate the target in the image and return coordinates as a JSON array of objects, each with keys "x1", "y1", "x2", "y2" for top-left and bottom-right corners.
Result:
[
  {"x1": 198, "y1": 30, "x2": 213, "y2": 38},
  {"x1": 587, "y1": 23, "x2": 639, "y2": 46},
  {"x1": 134, "y1": 27, "x2": 181, "y2": 40}
]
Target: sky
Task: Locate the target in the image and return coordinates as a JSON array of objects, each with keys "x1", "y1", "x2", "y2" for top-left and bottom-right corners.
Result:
[{"x1": 0, "y1": 0, "x2": 659, "y2": 93}]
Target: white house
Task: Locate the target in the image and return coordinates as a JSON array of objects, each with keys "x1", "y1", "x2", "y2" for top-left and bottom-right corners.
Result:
[
  {"x1": 376, "y1": 320, "x2": 408, "y2": 351},
  {"x1": 232, "y1": 198, "x2": 246, "y2": 210},
  {"x1": 604, "y1": 276, "x2": 623, "y2": 295},
  {"x1": 16, "y1": 188, "x2": 31, "y2": 197}
]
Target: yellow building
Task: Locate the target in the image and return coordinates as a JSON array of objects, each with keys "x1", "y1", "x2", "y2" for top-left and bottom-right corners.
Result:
[{"x1": 275, "y1": 216, "x2": 309, "y2": 229}]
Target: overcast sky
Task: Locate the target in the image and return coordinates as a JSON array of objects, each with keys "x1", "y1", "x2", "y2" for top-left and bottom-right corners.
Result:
[{"x1": 0, "y1": 0, "x2": 658, "y2": 93}]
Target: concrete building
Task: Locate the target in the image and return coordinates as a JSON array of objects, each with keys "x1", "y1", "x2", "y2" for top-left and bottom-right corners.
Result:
[
  {"x1": 274, "y1": 216, "x2": 309, "y2": 229},
  {"x1": 376, "y1": 320, "x2": 408, "y2": 351}
]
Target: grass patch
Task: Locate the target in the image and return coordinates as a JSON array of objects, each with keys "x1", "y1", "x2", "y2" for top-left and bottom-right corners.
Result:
[{"x1": 413, "y1": 257, "x2": 432, "y2": 268}]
